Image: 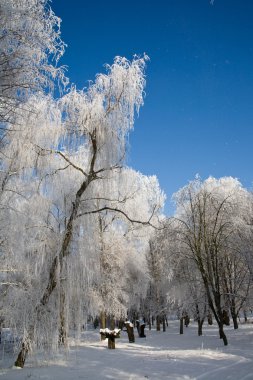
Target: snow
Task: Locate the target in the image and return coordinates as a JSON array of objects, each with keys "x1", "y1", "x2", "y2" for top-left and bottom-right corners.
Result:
[
  {"x1": 100, "y1": 328, "x2": 121, "y2": 336},
  {"x1": 1, "y1": 320, "x2": 253, "y2": 380},
  {"x1": 125, "y1": 321, "x2": 134, "y2": 328}
]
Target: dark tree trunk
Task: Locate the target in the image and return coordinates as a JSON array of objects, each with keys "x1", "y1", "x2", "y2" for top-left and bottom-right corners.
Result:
[
  {"x1": 232, "y1": 314, "x2": 238, "y2": 329},
  {"x1": 108, "y1": 336, "x2": 115, "y2": 349},
  {"x1": 14, "y1": 342, "x2": 29, "y2": 368},
  {"x1": 207, "y1": 312, "x2": 213, "y2": 325},
  {"x1": 198, "y1": 319, "x2": 204, "y2": 336},
  {"x1": 162, "y1": 316, "x2": 166, "y2": 332},
  {"x1": 139, "y1": 324, "x2": 146, "y2": 338},
  {"x1": 205, "y1": 286, "x2": 229, "y2": 346},
  {"x1": 222, "y1": 310, "x2": 230, "y2": 326},
  {"x1": 184, "y1": 314, "x2": 190, "y2": 327},
  {"x1": 180, "y1": 317, "x2": 184, "y2": 335},
  {"x1": 136, "y1": 320, "x2": 140, "y2": 336},
  {"x1": 230, "y1": 300, "x2": 238, "y2": 329},
  {"x1": 156, "y1": 316, "x2": 160, "y2": 331},
  {"x1": 219, "y1": 324, "x2": 228, "y2": 346}
]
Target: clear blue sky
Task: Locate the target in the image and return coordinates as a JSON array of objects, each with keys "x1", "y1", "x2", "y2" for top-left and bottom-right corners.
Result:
[{"x1": 52, "y1": 0, "x2": 253, "y2": 215}]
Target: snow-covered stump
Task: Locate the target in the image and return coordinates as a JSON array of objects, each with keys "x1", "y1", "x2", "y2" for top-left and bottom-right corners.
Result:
[
  {"x1": 124, "y1": 321, "x2": 135, "y2": 343},
  {"x1": 100, "y1": 328, "x2": 121, "y2": 349},
  {"x1": 136, "y1": 320, "x2": 146, "y2": 338}
]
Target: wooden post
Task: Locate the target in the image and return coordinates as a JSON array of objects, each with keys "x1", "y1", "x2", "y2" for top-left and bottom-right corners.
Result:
[
  {"x1": 108, "y1": 335, "x2": 115, "y2": 349},
  {"x1": 100, "y1": 328, "x2": 121, "y2": 349},
  {"x1": 125, "y1": 321, "x2": 135, "y2": 343}
]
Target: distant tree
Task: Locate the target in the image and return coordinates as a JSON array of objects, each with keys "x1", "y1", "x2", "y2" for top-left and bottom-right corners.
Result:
[
  {"x1": 172, "y1": 176, "x2": 251, "y2": 345},
  {"x1": 146, "y1": 232, "x2": 171, "y2": 332},
  {"x1": 90, "y1": 170, "x2": 164, "y2": 330}
]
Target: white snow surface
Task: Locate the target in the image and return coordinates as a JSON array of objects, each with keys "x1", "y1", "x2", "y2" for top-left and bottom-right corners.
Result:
[
  {"x1": 1, "y1": 320, "x2": 253, "y2": 380},
  {"x1": 100, "y1": 328, "x2": 121, "y2": 336}
]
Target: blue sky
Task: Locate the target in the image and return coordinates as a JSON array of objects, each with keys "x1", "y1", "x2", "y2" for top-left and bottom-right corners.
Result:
[{"x1": 52, "y1": 0, "x2": 253, "y2": 215}]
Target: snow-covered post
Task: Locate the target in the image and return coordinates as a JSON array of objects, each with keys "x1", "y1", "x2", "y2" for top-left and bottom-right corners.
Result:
[
  {"x1": 100, "y1": 328, "x2": 121, "y2": 349},
  {"x1": 136, "y1": 319, "x2": 146, "y2": 337},
  {"x1": 124, "y1": 321, "x2": 135, "y2": 343}
]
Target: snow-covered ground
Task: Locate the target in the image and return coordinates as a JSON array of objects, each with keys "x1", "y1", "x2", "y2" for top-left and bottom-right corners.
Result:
[{"x1": 1, "y1": 320, "x2": 253, "y2": 379}]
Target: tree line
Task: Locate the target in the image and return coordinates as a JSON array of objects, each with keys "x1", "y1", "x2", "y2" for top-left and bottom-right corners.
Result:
[{"x1": 145, "y1": 176, "x2": 253, "y2": 346}]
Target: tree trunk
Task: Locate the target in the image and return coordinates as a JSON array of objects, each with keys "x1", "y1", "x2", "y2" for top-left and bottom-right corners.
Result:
[
  {"x1": 148, "y1": 316, "x2": 151, "y2": 330},
  {"x1": 162, "y1": 316, "x2": 166, "y2": 332},
  {"x1": 180, "y1": 317, "x2": 184, "y2": 335},
  {"x1": 156, "y1": 315, "x2": 160, "y2": 331},
  {"x1": 232, "y1": 314, "x2": 238, "y2": 329},
  {"x1": 14, "y1": 342, "x2": 29, "y2": 368},
  {"x1": 125, "y1": 324, "x2": 135, "y2": 343},
  {"x1": 14, "y1": 133, "x2": 99, "y2": 367},
  {"x1": 15, "y1": 255, "x2": 59, "y2": 367},
  {"x1": 59, "y1": 276, "x2": 68, "y2": 346},
  {"x1": 198, "y1": 319, "x2": 204, "y2": 336},
  {"x1": 207, "y1": 312, "x2": 213, "y2": 325},
  {"x1": 110, "y1": 317, "x2": 115, "y2": 330},
  {"x1": 219, "y1": 324, "x2": 228, "y2": 346},
  {"x1": 139, "y1": 324, "x2": 146, "y2": 338},
  {"x1": 136, "y1": 320, "x2": 140, "y2": 336},
  {"x1": 230, "y1": 300, "x2": 238, "y2": 329},
  {"x1": 108, "y1": 335, "x2": 115, "y2": 349},
  {"x1": 205, "y1": 286, "x2": 229, "y2": 346},
  {"x1": 222, "y1": 310, "x2": 230, "y2": 326},
  {"x1": 100, "y1": 311, "x2": 106, "y2": 340}
]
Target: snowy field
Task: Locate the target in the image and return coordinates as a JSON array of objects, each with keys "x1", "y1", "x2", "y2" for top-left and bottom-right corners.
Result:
[{"x1": 1, "y1": 320, "x2": 253, "y2": 380}]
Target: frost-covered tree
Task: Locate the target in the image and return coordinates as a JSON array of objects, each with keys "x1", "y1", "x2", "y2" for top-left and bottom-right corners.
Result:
[
  {"x1": 0, "y1": 55, "x2": 166, "y2": 367},
  {"x1": 88, "y1": 169, "x2": 165, "y2": 329},
  {"x1": 175, "y1": 256, "x2": 208, "y2": 336},
  {"x1": 145, "y1": 228, "x2": 173, "y2": 331},
  {"x1": 0, "y1": 0, "x2": 66, "y2": 124},
  {"x1": 0, "y1": 0, "x2": 67, "y2": 320},
  {"x1": 172, "y1": 176, "x2": 252, "y2": 345},
  {"x1": 0, "y1": 0, "x2": 166, "y2": 366}
]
